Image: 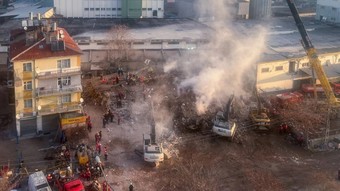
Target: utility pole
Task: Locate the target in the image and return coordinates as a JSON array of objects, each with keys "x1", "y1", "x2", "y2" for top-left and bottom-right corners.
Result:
[{"x1": 324, "y1": 105, "x2": 331, "y2": 145}]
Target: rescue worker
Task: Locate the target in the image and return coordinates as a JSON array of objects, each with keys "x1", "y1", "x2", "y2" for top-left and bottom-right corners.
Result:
[
  {"x1": 47, "y1": 173, "x2": 53, "y2": 185},
  {"x1": 117, "y1": 115, "x2": 121, "y2": 125},
  {"x1": 297, "y1": 133, "x2": 304, "y2": 146},
  {"x1": 102, "y1": 116, "x2": 107, "y2": 128},
  {"x1": 98, "y1": 130, "x2": 102, "y2": 141},
  {"x1": 95, "y1": 133, "x2": 100, "y2": 143},
  {"x1": 66, "y1": 166, "x2": 73, "y2": 179},
  {"x1": 129, "y1": 182, "x2": 134, "y2": 191},
  {"x1": 87, "y1": 121, "x2": 93, "y2": 132},
  {"x1": 104, "y1": 146, "x2": 108, "y2": 161},
  {"x1": 103, "y1": 181, "x2": 111, "y2": 191},
  {"x1": 85, "y1": 167, "x2": 91, "y2": 181},
  {"x1": 279, "y1": 123, "x2": 288, "y2": 134},
  {"x1": 108, "y1": 109, "x2": 114, "y2": 123},
  {"x1": 96, "y1": 142, "x2": 102, "y2": 155}
]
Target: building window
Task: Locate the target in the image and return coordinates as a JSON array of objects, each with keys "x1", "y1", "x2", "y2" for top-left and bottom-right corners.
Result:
[
  {"x1": 58, "y1": 76, "x2": 71, "y2": 87},
  {"x1": 57, "y1": 59, "x2": 71, "y2": 68},
  {"x1": 23, "y1": 63, "x2": 32, "y2": 72},
  {"x1": 275, "y1": 66, "x2": 283, "y2": 71},
  {"x1": 261, "y1": 68, "x2": 270, "y2": 73},
  {"x1": 148, "y1": 8, "x2": 152, "y2": 11},
  {"x1": 117, "y1": 8, "x2": 121, "y2": 11},
  {"x1": 301, "y1": 62, "x2": 309, "y2": 67},
  {"x1": 101, "y1": 8, "x2": 105, "y2": 11},
  {"x1": 84, "y1": 8, "x2": 89, "y2": 11},
  {"x1": 96, "y1": 8, "x2": 100, "y2": 11},
  {"x1": 24, "y1": 99, "x2": 33, "y2": 108},
  {"x1": 112, "y1": 8, "x2": 116, "y2": 10},
  {"x1": 62, "y1": 94, "x2": 71, "y2": 103},
  {"x1": 158, "y1": 8, "x2": 161, "y2": 10},
  {"x1": 90, "y1": 8, "x2": 94, "y2": 11},
  {"x1": 106, "y1": 8, "x2": 111, "y2": 11},
  {"x1": 24, "y1": 81, "x2": 32, "y2": 90},
  {"x1": 142, "y1": 8, "x2": 146, "y2": 10}
]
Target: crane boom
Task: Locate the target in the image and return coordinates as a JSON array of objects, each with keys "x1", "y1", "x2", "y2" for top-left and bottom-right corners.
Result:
[{"x1": 286, "y1": 0, "x2": 338, "y2": 105}]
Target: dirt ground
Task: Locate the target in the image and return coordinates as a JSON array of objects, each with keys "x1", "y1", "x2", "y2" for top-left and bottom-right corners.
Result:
[
  {"x1": 80, "y1": 62, "x2": 340, "y2": 191},
  {"x1": 0, "y1": 62, "x2": 340, "y2": 191}
]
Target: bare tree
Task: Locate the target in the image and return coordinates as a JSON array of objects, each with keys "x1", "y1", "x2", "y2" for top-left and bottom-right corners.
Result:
[{"x1": 107, "y1": 25, "x2": 131, "y2": 67}]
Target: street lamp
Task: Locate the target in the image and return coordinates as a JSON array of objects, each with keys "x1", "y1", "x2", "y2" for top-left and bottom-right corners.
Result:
[
  {"x1": 37, "y1": 105, "x2": 41, "y2": 112},
  {"x1": 79, "y1": 98, "x2": 84, "y2": 114}
]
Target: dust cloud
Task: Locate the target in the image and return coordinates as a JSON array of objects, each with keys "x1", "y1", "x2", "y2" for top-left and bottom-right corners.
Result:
[{"x1": 164, "y1": 0, "x2": 267, "y2": 114}]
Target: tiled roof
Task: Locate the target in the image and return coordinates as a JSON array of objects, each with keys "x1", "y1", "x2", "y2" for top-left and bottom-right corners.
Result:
[{"x1": 9, "y1": 27, "x2": 82, "y2": 62}]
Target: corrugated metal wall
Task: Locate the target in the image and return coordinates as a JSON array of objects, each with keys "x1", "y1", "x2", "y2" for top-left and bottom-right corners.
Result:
[{"x1": 249, "y1": 0, "x2": 271, "y2": 19}]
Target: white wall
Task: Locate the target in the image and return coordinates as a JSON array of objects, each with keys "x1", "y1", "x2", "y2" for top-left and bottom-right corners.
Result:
[
  {"x1": 54, "y1": 0, "x2": 122, "y2": 18},
  {"x1": 54, "y1": 0, "x2": 163, "y2": 18}
]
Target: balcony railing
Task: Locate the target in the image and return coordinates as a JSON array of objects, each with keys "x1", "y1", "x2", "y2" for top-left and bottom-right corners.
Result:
[
  {"x1": 38, "y1": 102, "x2": 82, "y2": 115},
  {"x1": 36, "y1": 68, "x2": 81, "y2": 79},
  {"x1": 35, "y1": 85, "x2": 82, "y2": 97}
]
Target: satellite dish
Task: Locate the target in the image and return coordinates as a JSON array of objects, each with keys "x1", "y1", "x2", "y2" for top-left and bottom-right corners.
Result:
[
  {"x1": 59, "y1": 30, "x2": 64, "y2": 34},
  {"x1": 24, "y1": 26, "x2": 27, "y2": 30}
]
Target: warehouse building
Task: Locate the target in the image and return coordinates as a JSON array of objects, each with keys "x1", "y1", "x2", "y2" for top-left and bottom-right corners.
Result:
[
  {"x1": 316, "y1": 0, "x2": 340, "y2": 24},
  {"x1": 53, "y1": 0, "x2": 164, "y2": 18}
]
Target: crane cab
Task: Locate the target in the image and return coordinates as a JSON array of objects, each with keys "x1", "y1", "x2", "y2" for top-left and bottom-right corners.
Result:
[{"x1": 143, "y1": 134, "x2": 164, "y2": 164}]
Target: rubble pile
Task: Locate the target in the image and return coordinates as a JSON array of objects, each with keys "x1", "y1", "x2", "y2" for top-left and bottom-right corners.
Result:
[{"x1": 279, "y1": 101, "x2": 328, "y2": 138}]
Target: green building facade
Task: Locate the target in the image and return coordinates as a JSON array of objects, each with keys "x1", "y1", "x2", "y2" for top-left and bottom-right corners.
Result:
[{"x1": 122, "y1": 0, "x2": 142, "y2": 18}]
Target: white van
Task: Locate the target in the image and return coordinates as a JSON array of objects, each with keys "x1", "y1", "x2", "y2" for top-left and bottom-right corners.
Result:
[{"x1": 28, "y1": 171, "x2": 52, "y2": 191}]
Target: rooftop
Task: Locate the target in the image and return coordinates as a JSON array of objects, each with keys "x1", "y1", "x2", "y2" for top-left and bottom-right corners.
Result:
[
  {"x1": 9, "y1": 27, "x2": 82, "y2": 62},
  {"x1": 70, "y1": 16, "x2": 340, "y2": 63}
]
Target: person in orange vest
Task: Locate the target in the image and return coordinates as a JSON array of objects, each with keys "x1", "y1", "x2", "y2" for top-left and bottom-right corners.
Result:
[
  {"x1": 103, "y1": 181, "x2": 111, "y2": 191},
  {"x1": 85, "y1": 167, "x2": 91, "y2": 181},
  {"x1": 96, "y1": 143, "x2": 102, "y2": 155}
]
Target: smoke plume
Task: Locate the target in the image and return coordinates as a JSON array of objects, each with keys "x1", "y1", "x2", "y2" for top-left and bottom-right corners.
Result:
[{"x1": 165, "y1": 0, "x2": 267, "y2": 114}]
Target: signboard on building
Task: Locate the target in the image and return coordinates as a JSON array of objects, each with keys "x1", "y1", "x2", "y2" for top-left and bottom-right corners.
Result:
[{"x1": 60, "y1": 115, "x2": 86, "y2": 130}]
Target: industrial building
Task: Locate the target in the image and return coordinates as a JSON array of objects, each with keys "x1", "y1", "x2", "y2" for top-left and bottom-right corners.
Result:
[
  {"x1": 316, "y1": 0, "x2": 340, "y2": 24},
  {"x1": 53, "y1": 0, "x2": 164, "y2": 18},
  {"x1": 249, "y1": 0, "x2": 271, "y2": 19},
  {"x1": 9, "y1": 17, "x2": 84, "y2": 136},
  {"x1": 256, "y1": 16, "x2": 340, "y2": 93}
]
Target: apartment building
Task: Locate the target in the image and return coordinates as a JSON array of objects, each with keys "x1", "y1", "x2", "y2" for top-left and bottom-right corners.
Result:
[
  {"x1": 9, "y1": 21, "x2": 83, "y2": 136},
  {"x1": 53, "y1": 0, "x2": 164, "y2": 18}
]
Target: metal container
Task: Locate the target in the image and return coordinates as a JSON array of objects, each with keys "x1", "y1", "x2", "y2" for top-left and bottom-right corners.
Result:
[{"x1": 249, "y1": 0, "x2": 271, "y2": 19}]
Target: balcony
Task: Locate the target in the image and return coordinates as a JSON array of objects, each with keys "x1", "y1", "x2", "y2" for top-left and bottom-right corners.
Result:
[
  {"x1": 35, "y1": 85, "x2": 82, "y2": 97},
  {"x1": 36, "y1": 68, "x2": 81, "y2": 79},
  {"x1": 38, "y1": 102, "x2": 82, "y2": 116}
]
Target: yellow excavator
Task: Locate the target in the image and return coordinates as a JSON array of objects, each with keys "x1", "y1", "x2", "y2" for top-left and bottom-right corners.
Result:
[
  {"x1": 286, "y1": 0, "x2": 340, "y2": 106},
  {"x1": 249, "y1": 88, "x2": 271, "y2": 132}
]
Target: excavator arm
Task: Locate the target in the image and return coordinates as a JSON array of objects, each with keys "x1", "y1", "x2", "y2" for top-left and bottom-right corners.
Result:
[{"x1": 286, "y1": 0, "x2": 338, "y2": 105}]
